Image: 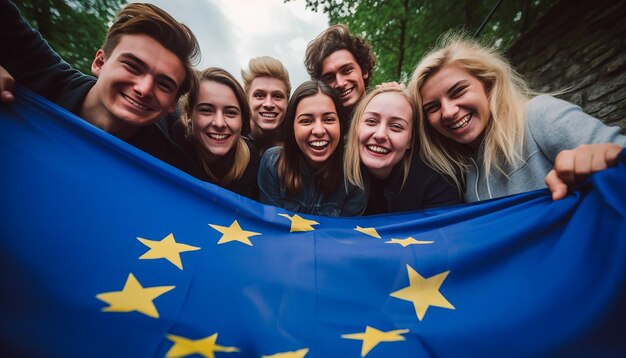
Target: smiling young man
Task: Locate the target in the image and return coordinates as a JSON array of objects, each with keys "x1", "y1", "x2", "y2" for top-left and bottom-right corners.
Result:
[
  {"x1": 304, "y1": 24, "x2": 376, "y2": 113},
  {"x1": 241, "y1": 56, "x2": 291, "y2": 154},
  {"x1": 0, "y1": 1, "x2": 200, "y2": 173}
]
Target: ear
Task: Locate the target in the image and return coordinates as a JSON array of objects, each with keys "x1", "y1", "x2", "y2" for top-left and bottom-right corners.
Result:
[
  {"x1": 363, "y1": 71, "x2": 369, "y2": 80},
  {"x1": 91, "y1": 49, "x2": 106, "y2": 77}
]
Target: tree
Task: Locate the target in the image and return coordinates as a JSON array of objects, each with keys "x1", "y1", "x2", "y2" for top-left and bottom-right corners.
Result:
[
  {"x1": 291, "y1": 0, "x2": 557, "y2": 85},
  {"x1": 16, "y1": 0, "x2": 126, "y2": 74}
]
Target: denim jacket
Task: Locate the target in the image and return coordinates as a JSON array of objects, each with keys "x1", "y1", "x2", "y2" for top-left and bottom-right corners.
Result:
[{"x1": 258, "y1": 146, "x2": 367, "y2": 217}]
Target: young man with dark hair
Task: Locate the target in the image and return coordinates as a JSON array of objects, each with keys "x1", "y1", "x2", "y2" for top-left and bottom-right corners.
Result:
[
  {"x1": 304, "y1": 24, "x2": 376, "y2": 111},
  {"x1": 0, "y1": 1, "x2": 201, "y2": 173}
]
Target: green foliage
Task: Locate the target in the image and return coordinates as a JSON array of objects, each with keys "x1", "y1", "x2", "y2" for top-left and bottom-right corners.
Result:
[
  {"x1": 290, "y1": 0, "x2": 557, "y2": 85},
  {"x1": 16, "y1": 0, "x2": 126, "y2": 74}
]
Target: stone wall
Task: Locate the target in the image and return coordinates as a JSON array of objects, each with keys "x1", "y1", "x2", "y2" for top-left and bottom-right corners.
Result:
[{"x1": 507, "y1": 0, "x2": 626, "y2": 133}]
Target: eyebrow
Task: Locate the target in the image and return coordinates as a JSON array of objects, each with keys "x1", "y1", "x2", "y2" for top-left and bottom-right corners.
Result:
[
  {"x1": 119, "y1": 53, "x2": 179, "y2": 90},
  {"x1": 297, "y1": 111, "x2": 337, "y2": 119},
  {"x1": 323, "y1": 62, "x2": 353, "y2": 76},
  {"x1": 446, "y1": 80, "x2": 470, "y2": 96}
]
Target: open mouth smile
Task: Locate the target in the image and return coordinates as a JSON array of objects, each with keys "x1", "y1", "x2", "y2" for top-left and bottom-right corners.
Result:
[
  {"x1": 122, "y1": 93, "x2": 152, "y2": 111},
  {"x1": 366, "y1": 145, "x2": 391, "y2": 154},
  {"x1": 208, "y1": 133, "x2": 230, "y2": 141},
  {"x1": 308, "y1": 140, "x2": 330, "y2": 150},
  {"x1": 448, "y1": 113, "x2": 472, "y2": 130},
  {"x1": 338, "y1": 87, "x2": 354, "y2": 98},
  {"x1": 260, "y1": 112, "x2": 278, "y2": 119}
]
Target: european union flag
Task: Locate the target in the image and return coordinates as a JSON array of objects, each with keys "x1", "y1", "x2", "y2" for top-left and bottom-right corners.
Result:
[{"x1": 1, "y1": 89, "x2": 625, "y2": 357}]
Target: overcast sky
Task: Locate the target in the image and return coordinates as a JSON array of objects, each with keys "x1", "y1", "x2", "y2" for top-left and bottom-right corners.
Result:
[{"x1": 141, "y1": 0, "x2": 329, "y2": 92}]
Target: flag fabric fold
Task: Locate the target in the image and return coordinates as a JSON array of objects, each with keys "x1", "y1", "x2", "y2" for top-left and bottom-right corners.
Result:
[{"x1": 1, "y1": 88, "x2": 625, "y2": 357}]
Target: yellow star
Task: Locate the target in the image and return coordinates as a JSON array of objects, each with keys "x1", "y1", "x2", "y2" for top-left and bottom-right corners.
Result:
[
  {"x1": 385, "y1": 237, "x2": 433, "y2": 247},
  {"x1": 278, "y1": 213, "x2": 319, "y2": 232},
  {"x1": 262, "y1": 348, "x2": 310, "y2": 358},
  {"x1": 209, "y1": 220, "x2": 261, "y2": 246},
  {"x1": 354, "y1": 226, "x2": 381, "y2": 239},
  {"x1": 165, "y1": 333, "x2": 239, "y2": 358},
  {"x1": 137, "y1": 233, "x2": 200, "y2": 270},
  {"x1": 342, "y1": 326, "x2": 409, "y2": 357},
  {"x1": 390, "y1": 265, "x2": 455, "y2": 321},
  {"x1": 96, "y1": 273, "x2": 175, "y2": 319}
]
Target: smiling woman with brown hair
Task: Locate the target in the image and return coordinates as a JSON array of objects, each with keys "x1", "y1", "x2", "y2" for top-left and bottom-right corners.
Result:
[{"x1": 258, "y1": 80, "x2": 366, "y2": 216}]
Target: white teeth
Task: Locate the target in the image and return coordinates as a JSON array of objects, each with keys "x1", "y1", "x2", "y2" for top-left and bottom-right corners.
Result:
[
  {"x1": 448, "y1": 113, "x2": 472, "y2": 130},
  {"x1": 208, "y1": 134, "x2": 229, "y2": 140},
  {"x1": 260, "y1": 112, "x2": 277, "y2": 118},
  {"x1": 309, "y1": 140, "x2": 329, "y2": 148},
  {"x1": 339, "y1": 88, "x2": 353, "y2": 97},
  {"x1": 367, "y1": 145, "x2": 390, "y2": 154},
  {"x1": 123, "y1": 94, "x2": 149, "y2": 110}
]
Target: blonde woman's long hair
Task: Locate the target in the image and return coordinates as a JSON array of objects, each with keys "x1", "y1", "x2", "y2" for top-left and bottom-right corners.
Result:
[
  {"x1": 179, "y1": 68, "x2": 251, "y2": 186},
  {"x1": 344, "y1": 87, "x2": 418, "y2": 190},
  {"x1": 408, "y1": 33, "x2": 531, "y2": 191}
]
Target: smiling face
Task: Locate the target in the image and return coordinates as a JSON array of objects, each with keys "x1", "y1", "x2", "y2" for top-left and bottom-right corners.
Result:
[
  {"x1": 358, "y1": 92, "x2": 413, "y2": 179},
  {"x1": 420, "y1": 63, "x2": 491, "y2": 150},
  {"x1": 321, "y1": 49, "x2": 368, "y2": 109},
  {"x1": 88, "y1": 34, "x2": 185, "y2": 136},
  {"x1": 190, "y1": 80, "x2": 242, "y2": 163},
  {"x1": 293, "y1": 93, "x2": 341, "y2": 169},
  {"x1": 248, "y1": 76, "x2": 288, "y2": 136}
]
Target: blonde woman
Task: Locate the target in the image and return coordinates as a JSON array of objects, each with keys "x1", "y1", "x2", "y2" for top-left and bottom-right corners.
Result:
[
  {"x1": 344, "y1": 87, "x2": 460, "y2": 214},
  {"x1": 408, "y1": 35, "x2": 625, "y2": 202}
]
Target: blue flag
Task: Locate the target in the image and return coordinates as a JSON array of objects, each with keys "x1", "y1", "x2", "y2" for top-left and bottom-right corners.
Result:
[{"x1": 1, "y1": 88, "x2": 625, "y2": 357}]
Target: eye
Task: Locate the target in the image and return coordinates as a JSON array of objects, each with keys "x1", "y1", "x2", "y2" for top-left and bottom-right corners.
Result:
[
  {"x1": 323, "y1": 115, "x2": 337, "y2": 123},
  {"x1": 298, "y1": 118, "x2": 313, "y2": 125},
  {"x1": 254, "y1": 93, "x2": 265, "y2": 99},
  {"x1": 389, "y1": 123, "x2": 405, "y2": 132},
  {"x1": 321, "y1": 74, "x2": 334, "y2": 84},
  {"x1": 363, "y1": 117, "x2": 378, "y2": 126},
  {"x1": 342, "y1": 67, "x2": 353, "y2": 75},
  {"x1": 122, "y1": 61, "x2": 140, "y2": 74},
  {"x1": 423, "y1": 103, "x2": 439, "y2": 114},
  {"x1": 196, "y1": 105, "x2": 214, "y2": 114},
  {"x1": 273, "y1": 93, "x2": 285, "y2": 100},
  {"x1": 451, "y1": 85, "x2": 468, "y2": 98},
  {"x1": 157, "y1": 80, "x2": 175, "y2": 93},
  {"x1": 225, "y1": 108, "x2": 241, "y2": 117}
]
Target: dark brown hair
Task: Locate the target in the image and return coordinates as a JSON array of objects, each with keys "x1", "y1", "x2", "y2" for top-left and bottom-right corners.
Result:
[
  {"x1": 304, "y1": 24, "x2": 376, "y2": 87},
  {"x1": 278, "y1": 80, "x2": 346, "y2": 196}
]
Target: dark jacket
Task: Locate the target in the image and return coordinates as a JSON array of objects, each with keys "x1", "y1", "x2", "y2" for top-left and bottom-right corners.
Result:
[
  {"x1": 0, "y1": 1, "x2": 198, "y2": 175},
  {"x1": 364, "y1": 152, "x2": 461, "y2": 215}
]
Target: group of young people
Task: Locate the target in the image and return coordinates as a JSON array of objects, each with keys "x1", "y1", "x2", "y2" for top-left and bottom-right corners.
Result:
[{"x1": 1, "y1": 1, "x2": 624, "y2": 218}]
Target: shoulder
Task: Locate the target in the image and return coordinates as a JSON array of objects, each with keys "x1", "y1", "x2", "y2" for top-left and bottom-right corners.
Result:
[
  {"x1": 525, "y1": 95, "x2": 583, "y2": 127},
  {"x1": 259, "y1": 146, "x2": 283, "y2": 174},
  {"x1": 261, "y1": 146, "x2": 282, "y2": 162}
]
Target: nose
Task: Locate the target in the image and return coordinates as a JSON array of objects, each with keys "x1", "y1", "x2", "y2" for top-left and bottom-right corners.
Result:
[
  {"x1": 440, "y1": 98, "x2": 458, "y2": 120},
  {"x1": 312, "y1": 120, "x2": 325, "y2": 136},
  {"x1": 262, "y1": 95, "x2": 274, "y2": 109},
  {"x1": 133, "y1": 75, "x2": 154, "y2": 97},
  {"x1": 212, "y1": 111, "x2": 226, "y2": 128},
  {"x1": 372, "y1": 124, "x2": 388, "y2": 141},
  {"x1": 335, "y1": 74, "x2": 347, "y2": 89}
]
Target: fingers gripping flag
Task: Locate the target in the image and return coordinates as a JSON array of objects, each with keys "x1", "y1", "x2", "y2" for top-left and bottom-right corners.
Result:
[{"x1": 1, "y1": 89, "x2": 625, "y2": 357}]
